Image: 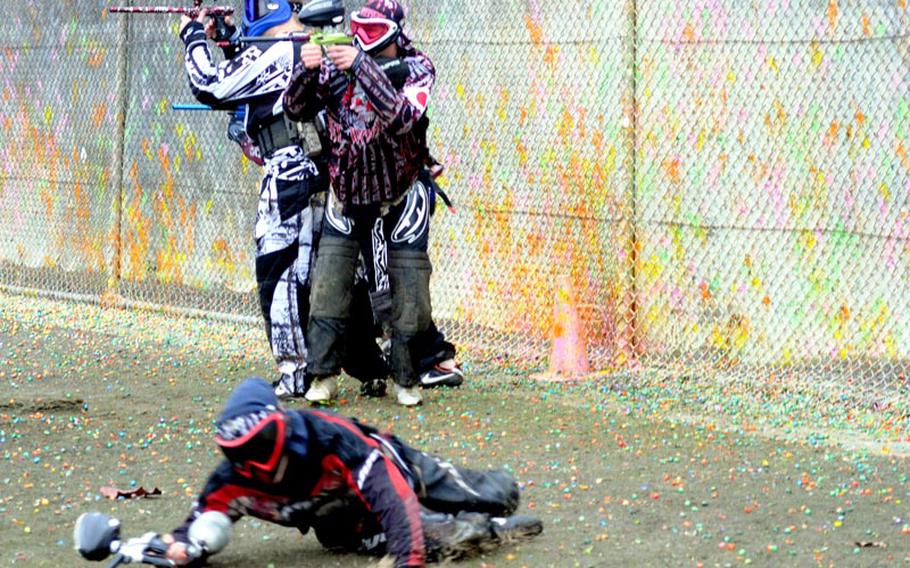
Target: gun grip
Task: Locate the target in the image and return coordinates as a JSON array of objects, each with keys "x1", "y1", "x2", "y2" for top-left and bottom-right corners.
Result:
[{"x1": 212, "y1": 14, "x2": 230, "y2": 43}]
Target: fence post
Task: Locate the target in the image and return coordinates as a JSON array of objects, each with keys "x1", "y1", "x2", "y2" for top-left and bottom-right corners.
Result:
[
  {"x1": 622, "y1": 0, "x2": 642, "y2": 366},
  {"x1": 107, "y1": 7, "x2": 131, "y2": 304}
]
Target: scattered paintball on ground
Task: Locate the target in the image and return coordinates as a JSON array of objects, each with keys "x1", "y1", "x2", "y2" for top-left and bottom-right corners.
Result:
[{"x1": 1, "y1": 293, "x2": 909, "y2": 567}]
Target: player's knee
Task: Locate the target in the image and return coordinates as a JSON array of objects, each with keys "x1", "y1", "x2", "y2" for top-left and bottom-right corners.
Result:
[
  {"x1": 310, "y1": 237, "x2": 358, "y2": 319},
  {"x1": 388, "y1": 250, "x2": 432, "y2": 334}
]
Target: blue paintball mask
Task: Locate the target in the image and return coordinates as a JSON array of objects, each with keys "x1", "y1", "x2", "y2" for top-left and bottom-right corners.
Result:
[{"x1": 243, "y1": 0, "x2": 293, "y2": 37}]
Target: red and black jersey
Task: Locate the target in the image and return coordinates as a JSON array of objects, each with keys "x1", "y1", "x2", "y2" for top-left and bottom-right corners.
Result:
[{"x1": 172, "y1": 409, "x2": 424, "y2": 568}]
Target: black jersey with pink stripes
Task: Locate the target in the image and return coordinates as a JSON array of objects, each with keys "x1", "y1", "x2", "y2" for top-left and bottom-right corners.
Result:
[{"x1": 284, "y1": 46, "x2": 434, "y2": 211}]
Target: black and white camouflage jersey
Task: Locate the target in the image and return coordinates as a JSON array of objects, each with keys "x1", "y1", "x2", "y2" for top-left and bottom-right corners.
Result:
[{"x1": 180, "y1": 21, "x2": 297, "y2": 133}]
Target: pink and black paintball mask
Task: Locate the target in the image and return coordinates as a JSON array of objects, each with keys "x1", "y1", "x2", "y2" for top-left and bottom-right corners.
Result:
[{"x1": 351, "y1": 0, "x2": 406, "y2": 55}]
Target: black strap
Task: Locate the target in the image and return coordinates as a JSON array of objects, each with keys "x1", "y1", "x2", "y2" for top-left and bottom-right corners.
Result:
[{"x1": 253, "y1": 115, "x2": 300, "y2": 157}]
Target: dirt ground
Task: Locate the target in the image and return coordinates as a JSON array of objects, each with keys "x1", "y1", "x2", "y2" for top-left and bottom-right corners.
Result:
[{"x1": 2, "y1": 292, "x2": 910, "y2": 567}]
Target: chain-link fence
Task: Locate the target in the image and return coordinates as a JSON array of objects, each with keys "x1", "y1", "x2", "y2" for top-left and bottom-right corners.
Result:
[{"x1": 1, "y1": 1, "x2": 909, "y2": 411}]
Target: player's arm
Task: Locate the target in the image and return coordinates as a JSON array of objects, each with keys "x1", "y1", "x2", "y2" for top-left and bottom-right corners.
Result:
[
  {"x1": 179, "y1": 21, "x2": 293, "y2": 109},
  {"x1": 354, "y1": 450, "x2": 426, "y2": 567},
  {"x1": 284, "y1": 43, "x2": 335, "y2": 122},
  {"x1": 349, "y1": 49, "x2": 434, "y2": 134},
  {"x1": 309, "y1": 411, "x2": 425, "y2": 567}
]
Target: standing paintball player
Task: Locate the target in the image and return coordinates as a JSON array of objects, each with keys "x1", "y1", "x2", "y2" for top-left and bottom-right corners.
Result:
[
  {"x1": 284, "y1": 0, "x2": 455, "y2": 407},
  {"x1": 178, "y1": 0, "x2": 391, "y2": 400}
]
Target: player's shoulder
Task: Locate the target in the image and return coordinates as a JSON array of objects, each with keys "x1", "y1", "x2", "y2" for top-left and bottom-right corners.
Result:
[
  {"x1": 237, "y1": 39, "x2": 294, "y2": 63},
  {"x1": 404, "y1": 48, "x2": 434, "y2": 72}
]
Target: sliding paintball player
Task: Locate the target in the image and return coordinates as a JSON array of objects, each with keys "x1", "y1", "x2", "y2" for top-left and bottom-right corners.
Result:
[
  {"x1": 160, "y1": 378, "x2": 543, "y2": 566},
  {"x1": 284, "y1": 0, "x2": 458, "y2": 407}
]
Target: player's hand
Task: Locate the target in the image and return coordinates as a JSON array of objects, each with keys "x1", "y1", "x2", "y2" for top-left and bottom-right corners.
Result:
[
  {"x1": 161, "y1": 534, "x2": 190, "y2": 565},
  {"x1": 204, "y1": 14, "x2": 233, "y2": 40},
  {"x1": 301, "y1": 43, "x2": 324, "y2": 70},
  {"x1": 326, "y1": 45, "x2": 359, "y2": 71},
  {"x1": 179, "y1": 7, "x2": 208, "y2": 35}
]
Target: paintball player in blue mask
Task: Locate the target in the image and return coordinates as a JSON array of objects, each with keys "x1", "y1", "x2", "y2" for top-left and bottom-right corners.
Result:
[
  {"x1": 179, "y1": 0, "x2": 341, "y2": 399},
  {"x1": 160, "y1": 378, "x2": 542, "y2": 567}
]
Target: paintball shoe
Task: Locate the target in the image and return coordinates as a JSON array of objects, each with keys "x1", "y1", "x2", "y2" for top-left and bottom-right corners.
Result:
[
  {"x1": 272, "y1": 372, "x2": 307, "y2": 399},
  {"x1": 394, "y1": 384, "x2": 422, "y2": 407},
  {"x1": 359, "y1": 378, "x2": 388, "y2": 398},
  {"x1": 305, "y1": 377, "x2": 338, "y2": 404},
  {"x1": 424, "y1": 512, "x2": 491, "y2": 562},
  {"x1": 490, "y1": 515, "x2": 544, "y2": 544},
  {"x1": 419, "y1": 360, "x2": 465, "y2": 389}
]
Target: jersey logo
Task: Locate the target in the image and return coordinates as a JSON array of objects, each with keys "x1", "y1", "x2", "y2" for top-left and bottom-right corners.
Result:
[
  {"x1": 325, "y1": 192, "x2": 353, "y2": 235},
  {"x1": 403, "y1": 85, "x2": 429, "y2": 113},
  {"x1": 391, "y1": 182, "x2": 429, "y2": 245}
]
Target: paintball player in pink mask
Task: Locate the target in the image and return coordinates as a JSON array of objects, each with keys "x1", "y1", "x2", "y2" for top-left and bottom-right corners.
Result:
[{"x1": 284, "y1": 0, "x2": 462, "y2": 407}]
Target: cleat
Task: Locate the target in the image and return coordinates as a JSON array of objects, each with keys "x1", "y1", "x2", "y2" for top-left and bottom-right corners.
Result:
[
  {"x1": 490, "y1": 515, "x2": 543, "y2": 544},
  {"x1": 359, "y1": 378, "x2": 388, "y2": 398},
  {"x1": 394, "y1": 384, "x2": 422, "y2": 407},
  {"x1": 272, "y1": 373, "x2": 306, "y2": 399},
  {"x1": 425, "y1": 512, "x2": 490, "y2": 561},
  {"x1": 419, "y1": 360, "x2": 464, "y2": 389},
  {"x1": 305, "y1": 377, "x2": 338, "y2": 403}
]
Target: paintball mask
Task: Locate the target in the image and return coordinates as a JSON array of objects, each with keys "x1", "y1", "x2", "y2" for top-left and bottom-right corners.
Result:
[
  {"x1": 243, "y1": 0, "x2": 293, "y2": 37},
  {"x1": 351, "y1": 0, "x2": 405, "y2": 55},
  {"x1": 215, "y1": 410, "x2": 288, "y2": 483},
  {"x1": 297, "y1": 0, "x2": 345, "y2": 27}
]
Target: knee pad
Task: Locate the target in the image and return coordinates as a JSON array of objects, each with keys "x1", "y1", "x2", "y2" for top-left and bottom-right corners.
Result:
[
  {"x1": 388, "y1": 250, "x2": 432, "y2": 334},
  {"x1": 309, "y1": 236, "x2": 359, "y2": 319}
]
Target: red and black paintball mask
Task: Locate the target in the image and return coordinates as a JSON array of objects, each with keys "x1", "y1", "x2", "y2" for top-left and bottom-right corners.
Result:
[
  {"x1": 215, "y1": 378, "x2": 289, "y2": 483},
  {"x1": 351, "y1": 0, "x2": 405, "y2": 55}
]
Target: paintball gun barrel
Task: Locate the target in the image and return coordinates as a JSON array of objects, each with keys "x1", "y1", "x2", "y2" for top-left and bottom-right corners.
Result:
[
  {"x1": 234, "y1": 32, "x2": 352, "y2": 45},
  {"x1": 108, "y1": 6, "x2": 233, "y2": 16},
  {"x1": 108, "y1": 1, "x2": 234, "y2": 42},
  {"x1": 108, "y1": 3, "x2": 233, "y2": 17}
]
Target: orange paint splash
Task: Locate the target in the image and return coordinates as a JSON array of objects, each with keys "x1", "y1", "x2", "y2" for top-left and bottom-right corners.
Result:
[
  {"x1": 682, "y1": 24, "x2": 696, "y2": 42},
  {"x1": 523, "y1": 15, "x2": 543, "y2": 46},
  {"x1": 92, "y1": 103, "x2": 106, "y2": 128},
  {"x1": 827, "y1": 0, "x2": 839, "y2": 31},
  {"x1": 898, "y1": 142, "x2": 910, "y2": 174},
  {"x1": 663, "y1": 157, "x2": 681, "y2": 185}
]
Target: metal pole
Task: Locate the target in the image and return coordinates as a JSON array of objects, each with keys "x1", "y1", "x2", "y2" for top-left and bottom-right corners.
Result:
[
  {"x1": 108, "y1": 4, "x2": 131, "y2": 299},
  {"x1": 626, "y1": 0, "x2": 641, "y2": 363}
]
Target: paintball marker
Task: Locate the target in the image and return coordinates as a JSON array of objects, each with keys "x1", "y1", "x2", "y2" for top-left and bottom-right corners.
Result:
[
  {"x1": 109, "y1": 1, "x2": 235, "y2": 43},
  {"x1": 108, "y1": 0, "x2": 232, "y2": 17},
  {"x1": 233, "y1": 31, "x2": 352, "y2": 45},
  {"x1": 73, "y1": 511, "x2": 232, "y2": 567}
]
